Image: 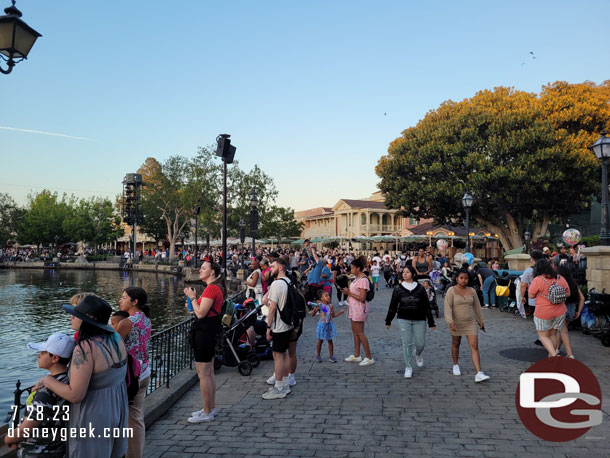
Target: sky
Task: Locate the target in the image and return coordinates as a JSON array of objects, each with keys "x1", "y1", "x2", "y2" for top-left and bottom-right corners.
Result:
[{"x1": 1, "y1": 0, "x2": 609, "y2": 212}]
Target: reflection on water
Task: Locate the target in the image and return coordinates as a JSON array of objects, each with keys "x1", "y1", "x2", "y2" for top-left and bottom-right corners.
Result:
[{"x1": 0, "y1": 268, "x2": 193, "y2": 415}]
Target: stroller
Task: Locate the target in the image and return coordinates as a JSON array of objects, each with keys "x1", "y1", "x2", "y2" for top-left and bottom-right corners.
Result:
[
  {"x1": 214, "y1": 298, "x2": 262, "y2": 376},
  {"x1": 581, "y1": 289, "x2": 610, "y2": 347},
  {"x1": 495, "y1": 273, "x2": 520, "y2": 315}
]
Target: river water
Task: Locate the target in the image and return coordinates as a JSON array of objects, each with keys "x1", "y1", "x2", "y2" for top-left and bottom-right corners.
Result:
[{"x1": 0, "y1": 268, "x2": 193, "y2": 416}]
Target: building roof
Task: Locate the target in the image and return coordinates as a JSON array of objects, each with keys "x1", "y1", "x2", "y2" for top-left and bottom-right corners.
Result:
[
  {"x1": 337, "y1": 199, "x2": 390, "y2": 210},
  {"x1": 295, "y1": 207, "x2": 334, "y2": 218}
]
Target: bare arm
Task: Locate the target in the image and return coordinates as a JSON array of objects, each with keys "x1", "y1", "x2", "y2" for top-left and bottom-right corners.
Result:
[
  {"x1": 245, "y1": 271, "x2": 259, "y2": 287},
  {"x1": 42, "y1": 342, "x2": 93, "y2": 404},
  {"x1": 116, "y1": 316, "x2": 133, "y2": 340}
]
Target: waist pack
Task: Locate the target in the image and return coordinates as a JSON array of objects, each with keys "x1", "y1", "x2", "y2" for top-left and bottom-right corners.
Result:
[
  {"x1": 541, "y1": 277, "x2": 567, "y2": 304},
  {"x1": 495, "y1": 280, "x2": 511, "y2": 297}
]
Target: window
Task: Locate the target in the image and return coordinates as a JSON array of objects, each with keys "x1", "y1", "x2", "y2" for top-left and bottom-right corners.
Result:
[{"x1": 361, "y1": 214, "x2": 366, "y2": 225}]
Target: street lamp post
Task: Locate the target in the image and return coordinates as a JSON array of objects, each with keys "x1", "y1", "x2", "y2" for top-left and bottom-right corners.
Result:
[
  {"x1": 0, "y1": 1, "x2": 42, "y2": 75},
  {"x1": 249, "y1": 188, "x2": 259, "y2": 258},
  {"x1": 589, "y1": 130, "x2": 610, "y2": 246},
  {"x1": 192, "y1": 205, "x2": 200, "y2": 268},
  {"x1": 462, "y1": 191, "x2": 474, "y2": 253}
]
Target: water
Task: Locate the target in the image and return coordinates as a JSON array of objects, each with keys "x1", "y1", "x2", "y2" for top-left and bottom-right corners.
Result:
[{"x1": 0, "y1": 268, "x2": 193, "y2": 416}]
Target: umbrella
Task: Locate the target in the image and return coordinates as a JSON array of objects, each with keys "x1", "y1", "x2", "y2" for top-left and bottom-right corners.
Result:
[{"x1": 291, "y1": 239, "x2": 305, "y2": 245}]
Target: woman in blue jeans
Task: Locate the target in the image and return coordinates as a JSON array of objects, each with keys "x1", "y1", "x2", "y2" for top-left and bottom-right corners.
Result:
[{"x1": 385, "y1": 264, "x2": 436, "y2": 378}]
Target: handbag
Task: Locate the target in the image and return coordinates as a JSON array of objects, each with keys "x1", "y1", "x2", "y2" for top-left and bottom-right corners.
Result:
[{"x1": 495, "y1": 280, "x2": 511, "y2": 297}]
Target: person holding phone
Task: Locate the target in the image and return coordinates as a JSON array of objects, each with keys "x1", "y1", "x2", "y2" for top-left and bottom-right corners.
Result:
[
  {"x1": 183, "y1": 261, "x2": 225, "y2": 423},
  {"x1": 444, "y1": 269, "x2": 490, "y2": 383}
]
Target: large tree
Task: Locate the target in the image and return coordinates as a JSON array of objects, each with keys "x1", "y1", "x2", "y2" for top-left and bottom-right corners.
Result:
[
  {"x1": 63, "y1": 198, "x2": 122, "y2": 252},
  {"x1": 0, "y1": 193, "x2": 22, "y2": 247},
  {"x1": 259, "y1": 206, "x2": 304, "y2": 241},
  {"x1": 18, "y1": 191, "x2": 74, "y2": 247},
  {"x1": 376, "y1": 81, "x2": 610, "y2": 251}
]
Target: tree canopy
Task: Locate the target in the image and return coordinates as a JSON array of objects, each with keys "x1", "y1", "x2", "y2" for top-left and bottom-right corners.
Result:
[
  {"x1": 376, "y1": 81, "x2": 610, "y2": 250},
  {"x1": 136, "y1": 146, "x2": 293, "y2": 261}
]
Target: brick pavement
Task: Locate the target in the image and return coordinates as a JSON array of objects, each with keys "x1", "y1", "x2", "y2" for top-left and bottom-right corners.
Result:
[{"x1": 145, "y1": 286, "x2": 610, "y2": 457}]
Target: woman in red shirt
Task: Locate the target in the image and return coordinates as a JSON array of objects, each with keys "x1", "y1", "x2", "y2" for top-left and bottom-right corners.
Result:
[
  {"x1": 528, "y1": 259, "x2": 570, "y2": 358},
  {"x1": 184, "y1": 260, "x2": 225, "y2": 423}
]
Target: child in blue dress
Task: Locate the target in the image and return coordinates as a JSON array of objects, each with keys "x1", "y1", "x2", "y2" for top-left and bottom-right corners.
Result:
[{"x1": 311, "y1": 290, "x2": 344, "y2": 362}]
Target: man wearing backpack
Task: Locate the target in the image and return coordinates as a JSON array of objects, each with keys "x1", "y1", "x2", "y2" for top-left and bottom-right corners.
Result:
[{"x1": 263, "y1": 258, "x2": 294, "y2": 400}]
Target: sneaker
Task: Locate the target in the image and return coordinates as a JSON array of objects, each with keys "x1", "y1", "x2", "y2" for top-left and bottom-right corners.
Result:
[
  {"x1": 187, "y1": 411, "x2": 214, "y2": 423},
  {"x1": 262, "y1": 386, "x2": 287, "y2": 400},
  {"x1": 283, "y1": 384, "x2": 291, "y2": 395},
  {"x1": 567, "y1": 354, "x2": 575, "y2": 359},
  {"x1": 266, "y1": 374, "x2": 276, "y2": 385},
  {"x1": 345, "y1": 355, "x2": 362, "y2": 362},
  {"x1": 191, "y1": 408, "x2": 218, "y2": 417},
  {"x1": 453, "y1": 364, "x2": 461, "y2": 376},
  {"x1": 415, "y1": 354, "x2": 424, "y2": 368},
  {"x1": 358, "y1": 357, "x2": 375, "y2": 366},
  {"x1": 329, "y1": 356, "x2": 337, "y2": 363},
  {"x1": 483, "y1": 304, "x2": 490, "y2": 309},
  {"x1": 475, "y1": 371, "x2": 490, "y2": 383},
  {"x1": 287, "y1": 374, "x2": 297, "y2": 386},
  {"x1": 534, "y1": 339, "x2": 543, "y2": 347},
  {"x1": 404, "y1": 367, "x2": 413, "y2": 378},
  {"x1": 316, "y1": 355, "x2": 322, "y2": 363}
]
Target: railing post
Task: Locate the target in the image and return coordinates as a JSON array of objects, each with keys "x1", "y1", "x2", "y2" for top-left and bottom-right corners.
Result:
[
  {"x1": 165, "y1": 330, "x2": 171, "y2": 389},
  {"x1": 12, "y1": 380, "x2": 22, "y2": 429}
]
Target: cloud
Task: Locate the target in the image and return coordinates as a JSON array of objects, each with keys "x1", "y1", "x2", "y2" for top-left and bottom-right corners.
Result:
[{"x1": 0, "y1": 126, "x2": 96, "y2": 141}]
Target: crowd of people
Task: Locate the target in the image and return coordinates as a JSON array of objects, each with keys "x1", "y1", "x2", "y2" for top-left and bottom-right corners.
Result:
[{"x1": 2, "y1": 238, "x2": 586, "y2": 456}]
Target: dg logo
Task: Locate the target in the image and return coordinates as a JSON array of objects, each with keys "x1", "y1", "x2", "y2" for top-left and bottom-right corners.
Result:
[{"x1": 516, "y1": 357, "x2": 603, "y2": 442}]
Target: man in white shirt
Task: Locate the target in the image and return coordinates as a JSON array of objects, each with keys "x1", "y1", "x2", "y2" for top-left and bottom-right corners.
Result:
[{"x1": 262, "y1": 258, "x2": 293, "y2": 400}]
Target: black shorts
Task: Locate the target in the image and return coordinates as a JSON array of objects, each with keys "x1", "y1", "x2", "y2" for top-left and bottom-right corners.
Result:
[
  {"x1": 306, "y1": 284, "x2": 321, "y2": 302},
  {"x1": 190, "y1": 316, "x2": 221, "y2": 363},
  {"x1": 271, "y1": 330, "x2": 292, "y2": 353}
]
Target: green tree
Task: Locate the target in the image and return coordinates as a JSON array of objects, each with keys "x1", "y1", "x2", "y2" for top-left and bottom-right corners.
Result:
[
  {"x1": 0, "y1": 193, "x2": 22, "y2": 247},
  {"x1": 18, "y1": 191, "x2": 73, "y2": 248},
  {"x1": 259, "y1": 206, "x2": 304, "y2": 241},
  {"x1": 64, "y1": 198, "x2": 122, "y2": 252},
  {"x1": 376, "y1": 82, "x2": 610, "y2": 251},
  {"x1": 137, "y1": 157, "x2": 170, "y2": 243}
]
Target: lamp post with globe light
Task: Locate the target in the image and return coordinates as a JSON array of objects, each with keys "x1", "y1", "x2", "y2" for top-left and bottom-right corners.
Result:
[
  {"x1": 462, "y1": 192, "x2": 474, "y2": 253},
  {"x1": 589, "y1": 130, "x2": 610, "y2": 246}
]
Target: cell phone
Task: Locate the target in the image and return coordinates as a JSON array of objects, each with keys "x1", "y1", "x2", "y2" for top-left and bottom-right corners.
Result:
[{"x1": 187, "y1": 297, "x2": 194, "y2": 312}]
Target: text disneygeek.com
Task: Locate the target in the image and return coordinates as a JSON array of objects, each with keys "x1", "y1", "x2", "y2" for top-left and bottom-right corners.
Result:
[{"x1": 7, "y1": 425, "x2": 133, "y2": 442}]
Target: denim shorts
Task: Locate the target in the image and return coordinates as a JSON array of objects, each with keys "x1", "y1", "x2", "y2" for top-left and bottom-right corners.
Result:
[{"x1": 534, "y1": 315, "x2": 565, "y2": 331}]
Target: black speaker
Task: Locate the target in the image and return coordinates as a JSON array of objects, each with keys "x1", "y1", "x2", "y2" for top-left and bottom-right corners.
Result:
[
  {"x1": 216, "y1": 134, "x2": 236, "y2": 164},
  {"x1": 193, "y1": 205, "x2": 201, "y2": 216}
]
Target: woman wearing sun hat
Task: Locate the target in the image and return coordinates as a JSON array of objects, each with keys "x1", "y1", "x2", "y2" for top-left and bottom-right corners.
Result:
[{"x1": 37, "y1": 295, "x2": 129, "y2": 458}]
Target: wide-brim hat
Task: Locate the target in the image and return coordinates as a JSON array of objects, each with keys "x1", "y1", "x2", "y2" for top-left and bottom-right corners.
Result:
[{"x1": 62, "y1": 295, "x2": 114, "y2": 333}]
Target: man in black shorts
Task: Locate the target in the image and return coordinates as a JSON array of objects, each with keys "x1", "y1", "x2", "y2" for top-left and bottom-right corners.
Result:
[{"x1": 262, "y1": 258, "x2": 293, "y2": 400}]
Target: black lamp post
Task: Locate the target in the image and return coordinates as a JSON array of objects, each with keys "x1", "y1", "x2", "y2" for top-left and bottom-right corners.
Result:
[
  {"x1": 249, "y1": 188, "x2": 259, "y2": 258},
  {"x1": 462, "y1": 191, "x2": 473, "y2": 253},
  {"x1": 192, "y1": 205, "x2": 200, "y2": 268},
  {"x1": 589, "y1": 130, "x2": 610, "y2": 246},
  {"x1": 524, "y1": 231, "x2": 531, "y2": 252},
  {"x1": 0, "y1": 1, "x2": 41, "y2": 74}
]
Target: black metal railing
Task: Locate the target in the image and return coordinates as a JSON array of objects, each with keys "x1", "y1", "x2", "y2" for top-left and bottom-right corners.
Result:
[{"x1": 145, "y1": 289, "x2": 247, "y2": 397}]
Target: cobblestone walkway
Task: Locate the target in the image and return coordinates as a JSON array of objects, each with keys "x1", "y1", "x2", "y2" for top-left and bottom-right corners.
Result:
[{"x1": 145, "y1": 287, "x2": 610, "y2": 457}]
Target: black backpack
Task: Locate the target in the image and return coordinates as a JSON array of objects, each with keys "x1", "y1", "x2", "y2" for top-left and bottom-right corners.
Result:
[
  {"x1": 278, "y1": 278, "x2": 307, "y2": 328},
  {"x1": 365, "y1": 276, "x2": 375, "y2": 302}
]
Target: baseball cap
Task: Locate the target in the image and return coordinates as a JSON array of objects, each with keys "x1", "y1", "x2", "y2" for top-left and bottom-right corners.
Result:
[{"x1": 28, "y1": 332, "x2": 76, "y2": 358}]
